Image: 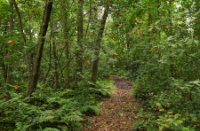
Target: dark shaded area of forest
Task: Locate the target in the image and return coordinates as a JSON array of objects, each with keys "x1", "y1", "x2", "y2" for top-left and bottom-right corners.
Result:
[{"x1": 0, "y1": 0, "x2": 200, "y2": 130}]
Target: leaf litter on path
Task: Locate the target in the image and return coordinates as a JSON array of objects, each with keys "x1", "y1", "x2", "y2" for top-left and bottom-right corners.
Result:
[{"x1": 84, "y1": 76, "x2": 138, "y2": 131}]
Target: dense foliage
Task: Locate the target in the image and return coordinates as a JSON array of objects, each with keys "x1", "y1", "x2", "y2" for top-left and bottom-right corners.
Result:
[
  {"x1": 0, "y1": 80, "x2": 113, "y2": 130},
  {"x1": 119, "y1": 0, "x2": 200, "y2": 130},
  {"x1": 0, "y1": 0, "x2": 200, "y2": 130}
]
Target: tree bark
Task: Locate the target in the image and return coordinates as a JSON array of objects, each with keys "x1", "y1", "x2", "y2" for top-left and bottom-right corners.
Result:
[
  {"x1": 8, "y1": 0, "x2": 14, "y2": 32},
  {"x1": 12, "y1": 0, "x2": 26, "y2": 44},
  {"x1": 61, "y1": 0, "x2": 70, "y2": 87},
  {"x1": 12, "y1": 0, "x2": 33, "y2": 77},
  {"x1": 76, "y1": 0, "x2": 84, "y2": 80},
  {"x1": 51, "y1": 20, "x2": 60, "y2": 88},
  {"x1": 84, "y1": 0, "x2": 92, "y2": 39},
  {"x1": 52, "y1": 36, "x2": 59, "y2": 88},
  {"x1": 91, "y1": 4, "x2": 110, "y2": 83},
  {"x1": 194, "y1": 0, "x2": 200, "y2": 39},
  {"x1": 4, "y1": 0, "x2": 15, "y2": 84},
  {"x1": 27, "y1": 0, "x2": 53, "y2": 96}
]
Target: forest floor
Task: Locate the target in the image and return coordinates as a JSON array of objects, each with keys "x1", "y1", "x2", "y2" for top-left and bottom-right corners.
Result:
[{"x1": 84, "y1": 76, "x2": 138, "y2": 131}]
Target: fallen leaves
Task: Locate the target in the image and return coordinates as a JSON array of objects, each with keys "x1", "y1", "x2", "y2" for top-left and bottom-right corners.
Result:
[{"x1": 84, "y1": 76, "x2": 138, "y2": 131}]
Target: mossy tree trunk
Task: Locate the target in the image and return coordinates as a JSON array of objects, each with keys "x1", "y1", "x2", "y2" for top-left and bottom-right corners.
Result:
[
  {"x1": 76, "y1": 0, "x2": 84, "y2": 80},
  {"x1": 61, "y1": 0, "x2": 70, "y2": 87},
  {"x1": 91, "y1": 4, "x2": 110, "y2": 83}
]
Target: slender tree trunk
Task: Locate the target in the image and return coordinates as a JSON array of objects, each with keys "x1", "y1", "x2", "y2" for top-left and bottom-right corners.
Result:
[
  {"x1": 91, "y1": 4, "x2": 110, "y2": 83},
  {"x1": 0, "y1": 57, "x2": 6, "y2": 83},
  {"x1": 52, "y1": 36, "x2": 59, "y2": 88},
  {"x1": 167, "y1": 0, "x2": 175, "y2": 77},
  {"x1": 45, "y1": 21, "x2": 53, "y2": 80},
  {"x1": 167, "y1": 0, "x2": 173, "y2": 35},
  {"x1": 12, "y1": 0, "x2": 33, "y2": 77},
  {"x1": 51, "y1": 20, "x2": 60, "y2": 88},
  {"x1": 27, "y1": 0, "x2": 53, "y2": 96},
  {"x1": 12, "y1": 0, "x2": 26, "y2": 44},
  {"x1": 1, "y1": 19, "x2": 13, "y2": 99},
  {"x1": 28, "y1": 10, "x2": 34, "y2": 75},
  {"x1": 4, "y1": 0, "x2": 15, "y2": 85},
  {"x1": 1, "y1": 23, "x2": 9, "y2": 83},
  {"x1": 8, "y1": 0, "x2": 14, "y2": 32},
  {"x1": 61, "y1": 0, "x2": 70, "y2": 87},
  {"x1": 84, "y1": 0, "x2": 92, "y2": 39},
  {"x1": 157, "y1": 0, "x2": 160, "y2": 39},
  {"x1": 76, "y1": 0, "x2": 84, "y2": 80},
  {"x1": 194, "y1": 0, "x2": 200, "y2": 39}
]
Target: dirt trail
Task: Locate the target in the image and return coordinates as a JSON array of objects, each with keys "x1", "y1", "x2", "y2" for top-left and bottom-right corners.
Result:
[{"x1": 84, "y1": 76, "x2": 138, "y2": 131}]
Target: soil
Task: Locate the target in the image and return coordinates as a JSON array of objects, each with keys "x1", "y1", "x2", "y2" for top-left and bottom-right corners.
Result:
[{"x1": 84, "y1": 76, "x2": 138, "y2": 131}]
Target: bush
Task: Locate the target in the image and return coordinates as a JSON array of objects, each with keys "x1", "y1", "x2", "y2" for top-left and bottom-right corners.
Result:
[
  {"x1": 0, "y1": 80, "x2": 114, "y2": 130},
  {"x1": 132, "y1": 38, "x2": 200, "y2": 130}
]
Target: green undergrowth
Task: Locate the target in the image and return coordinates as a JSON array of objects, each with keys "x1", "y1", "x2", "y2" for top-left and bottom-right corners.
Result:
[
  {"x1": 128, "y1": 35, "x2": 200, "y2": 131},
  {"x1": 133, "y1": 80, "x2": 200, "y2": 131},
  {"x1": 0, "y1": 80, "x2": 114, "y2": 131}
]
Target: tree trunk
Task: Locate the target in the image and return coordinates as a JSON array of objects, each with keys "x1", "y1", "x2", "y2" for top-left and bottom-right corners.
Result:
[
  {"x1": 194, "y1": 0, "x2": 200, "y2": 39},
  {"x1": 45, "y1": 20, "x2": 53, "y2": 80},
  {"x1": 84, "y1": 0, "x2": 92, "y2": 39},
  {"x1": 76, "y1": 0, "x2": 84, "y2": 80},
  {"x1": 8, "y1": 0, "x2": 14, "y2": 32},
  {"x1": 12, "y1": 0, "x2": 26, "y2": 44},
  {"x1": 61, "y1": 0, "x2": 70, "y2": 87},
  {"x1": 52, "y1": 36, "x2": 59, "y2": 88},
  {"x1": 51, "y1": 22, "x2": 60, "y2": 88},
  {"x1": 12, "y1": 0, "x2": 33, "y2": 77},
  {"x1": 27, "y1": 0, "x2": 53, "y2": 96},
  {"x1": 167, "y1": 0, "x2": 173, "y2": 35},
  {"x1": 91, "y1": 4, "x2": 110, "y2": 83},
  {"x1": 1, "y1": 23, "x2": 8, "y2": 83},
  {"x1": 4, "y1": 0, "x2": 15, "y2": 84}
]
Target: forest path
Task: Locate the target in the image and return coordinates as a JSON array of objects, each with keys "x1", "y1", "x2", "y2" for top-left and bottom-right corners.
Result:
[{"x1": 84, "y1": 76, "x2": 138, "y2": 131}]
